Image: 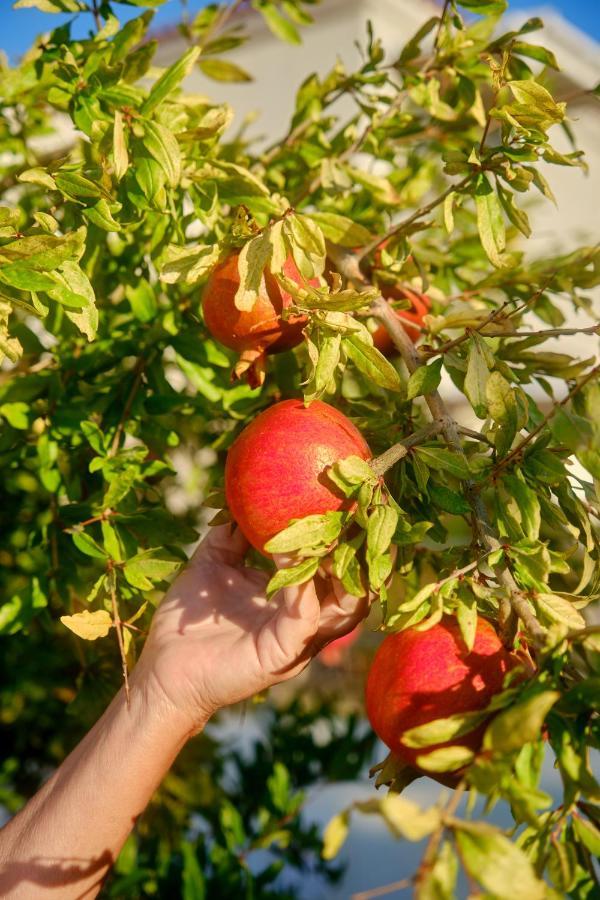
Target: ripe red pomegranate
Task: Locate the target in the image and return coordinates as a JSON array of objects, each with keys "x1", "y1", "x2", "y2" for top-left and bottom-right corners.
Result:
[
  {"x1": 365, "y1": 615, "x2": 531, "y2": 776},
  {"x1": 225, "y1": 399, "x2": 371, "y2": 554},
  {"x1": 371, "y1": 286, "x2": 431, "y2": 354},
  {"x1": 202, "y1": 251, "x2": 313, "y2": 386}
]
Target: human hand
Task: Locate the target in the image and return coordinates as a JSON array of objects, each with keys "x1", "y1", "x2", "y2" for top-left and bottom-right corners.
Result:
[{"x1": 132, "y1": 525, "x2": 369, "y2": 735}]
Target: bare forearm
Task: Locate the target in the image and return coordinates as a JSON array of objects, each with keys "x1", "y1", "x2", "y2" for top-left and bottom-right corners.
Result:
[{"x1": 0, "y1": 675, "x2": 197, "y2": 899}]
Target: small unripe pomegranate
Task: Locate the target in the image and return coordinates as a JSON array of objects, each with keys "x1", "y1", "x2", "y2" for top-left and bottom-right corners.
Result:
[
  {"x1": 365, "y1": 615, "x2": 530, "y2": 776},
  {"x1": 371, "y1": 285, "x2": 431, "y2": 354},
  {"x1": 202, "y1": 252, "x2": 312, "y2": 386},
  {"x1": 225, "y1": 399, "x2": 371, "y2": 554}
]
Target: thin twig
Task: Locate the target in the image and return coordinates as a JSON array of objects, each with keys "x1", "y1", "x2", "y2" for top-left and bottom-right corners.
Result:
[
  {"x1": 330, "y1": 246, "x2": 547, "y2": 646},
  {"x1": 490, "y1": 363, "x2": 600, "y2": 479},
  {"x1": 65, "y1": 509, "x2": 116, "y2": 531},
  {"x1": 371, "y1": 422, "x2": 444, "y2": 475},
  {"x1": 357, "y1": 174, "x2": 473, "y2": 263},
  {"x1": 294, "y1": 89, "x2": 407, "y2": 205},
  {"x1": 197, "y1": 0, "x2": 246, "y2": 52},
  {"x1": 108, "y1": 565, "x2": 130, "y2": 704},
  {"x1": 90, "y1": 0, "x2": 102, "y2": 32},
  {"x1": 422, "y1": 319, "x2": 598, "y2": 361},
  {"x1": 415, "y1": 782, "x2": 466, "y2": 890},
  {"x1": 110, "y1": 357, "x2": 147, "y2": 457},
  {"x1": 352, "y1": 878, "x2": 412, "y2": 900}
]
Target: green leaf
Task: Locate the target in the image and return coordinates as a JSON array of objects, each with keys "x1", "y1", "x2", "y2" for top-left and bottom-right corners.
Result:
[
  {"x1": 406, "y1": 358, "x2": 443, "y2": 400},
  {"x1": 322, "y1": 811, "x2": 350, "y2": 860},
  {"x1": 497, "y1": 183, "x2": 532, "y2": 238},
  {"x1": 234, "y1": 230, "x2": 272, "y2": 311},
  {"x1": 254, "y1": 1, "x2": 301, "y2": 44},
  {"x1": 508, "y1": 80, "x2": 565, "y2": 124},
  {"x1": 367, "y1": 505, "x2": 398, "y2": 561},
  {"x1": 142, "y1": 120, "x2": 181, "y2": 187},
  {"x1": 198, "y1": 58, "x2": 252, "y2": 82},
  {"x1": 0, "y1": 402, "x2": 30, "y2": 430},
  {"x1": 456, "y1": 590, "x2": 478, "y2": 650},
  {"x1": 125, "y1": 280, "x2": 157, "y2": 322},
  {"x1": 502, "y1": 474, "x2": 541, "y2": 540},
  {"x1": 161, "y1": 243, "x2": 220, "y2": 285},
  {"x1": 123, "y1": 551, "x2": 180, "y2": 591},
  {"x1": 305, "y1": 332, "x2": 341, "y2": 402},
  {"x1": 379, "y1": 794, "x2": 442, "y2": 841},
  {"x1": 550, "y1": 408, "x2": 593, "y2": 452},
  {"x1": 83, "y1": 199, "x2": 123, "y2": 232},
  {"x1": 141, "y1": 46, "x2": 201, "y2": 115},
  {"x1": 287, "y1": 214, "x2": 326, "y2": 278},
  {"x1": 33, "y1": 211, "x2": 58, "y2": 233},
  {"x1": 483, "y1": 691, "x2": 560, "y2": 752},
  {"x1": 181, "y1": 842, "x2": 206, "y2": 900},
  {"x1": 18, "y1": 167, "x2": 57, "y2": 191},
  {"x1": 332, "y1": 536, "x2": 366, "y2": 598},
  {"x1": 0, "y1": 231, "x2": 84, "y2": 271},
  {"x1": 428, "y1": 483, "x2": 471, "y2": 515},
  {"x1": 134, "y1": 155, "x2": 165, "y2": 202},
  {"x1": 464, "y1": 337, "x2": 490, "y2": 420},
  {"x1": 70, "y1": 530, "x2": 108, "y2": 559},
  {"x1": 327, "y1": 455, "x2": 377, "y2": 496},
  {"x1": 113, "y1": 110, "x2": 129, "y2": 182},
  {"x1": 455, "y1": 822, "x2": 546, "y2": 900},
  {"x1": 266, "y1": 557, "x2": 320, "y2": 599},
  {"x1": 415, "y1": 447, "x2": 470, "y2": 480},
  {"x1": 60, "y1": 609, "x2": 112, "y2": 641},
  {"x1": 443, "y1": 191, "x2": 455, "y2": 234},
  {"x1": 14, "y1": 0, "x2": 86, "y2": 11},
  {"x1": 416, "y1": 745, "x2": 474, "y2": 772},
  {"x1": 0, "y1": 266, "x2": 55, "y2": 292},
  {"x1": 457, "y1": 0, "x2": 507, "y2": 12},
  {"x1": 264, "y1": 511, "x2": 345, "y2": 554},
  {"x1": 486, "y1": 371, "x2": 518, "y2": 457},
  {"x1": 573, "y1": 815, "x2": 600, "y2": 857},
  {"x1": 343, "y1": 335, "x2": 402, "y2": 392},
  {"x1": 54, "y1": 261, "x2": 97, "y2": 341},
  {"x1": 55, "y1": 171, "x2": 103, "y2": 200},
  {"x1": 475, "y1": 174, "x2": 507, "y2": 267},
  {"x1": 307, "y1": 212, "x2": 372, "y2": 248},
  {"x1": 403, "y1": 710, "x2": 489, "y2": 748},
  {"x1": 535, "y1": 593, "x2": 586, "y2": 630}
]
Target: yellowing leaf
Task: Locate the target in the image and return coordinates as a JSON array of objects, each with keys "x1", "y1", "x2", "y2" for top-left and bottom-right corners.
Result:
[
  {"x1": 60, "y1": 609, "x2": 112, "y2": 641},
  {"x1": 322, "y1": 811, "x2": 350, "y2": 860}
]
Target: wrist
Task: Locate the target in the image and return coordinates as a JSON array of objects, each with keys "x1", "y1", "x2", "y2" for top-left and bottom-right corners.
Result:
[{"x1": 128, "y1": 660, "x2": 213, "y2": 742}]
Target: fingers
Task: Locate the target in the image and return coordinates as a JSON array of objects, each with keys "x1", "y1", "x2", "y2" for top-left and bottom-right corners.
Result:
[
  {"x1": 192, "y1": 523, "x2": 249, "y2": 567},
  {"x1": 266, "y1": 574, "x2": 321, "y2": 667}
]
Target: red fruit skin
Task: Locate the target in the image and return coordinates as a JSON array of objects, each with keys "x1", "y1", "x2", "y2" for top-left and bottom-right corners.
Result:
[
  {"x1": 202, "y1": 252, "x2": 310, "y2": 356},
  {"x1": 372, "y1": 286, "x2": 431, "y2": 354},
  {"x1": 365, "y1": 616, "x2": 529, "y2": 773},
  {"x1": 225, "y1": 399, "x2": 371, "y2": 555}
]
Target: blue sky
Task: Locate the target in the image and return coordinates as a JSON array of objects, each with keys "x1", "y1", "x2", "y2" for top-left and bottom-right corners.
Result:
[{"x1": 1, "y1": 0, "x2": 598, "y2": 63}]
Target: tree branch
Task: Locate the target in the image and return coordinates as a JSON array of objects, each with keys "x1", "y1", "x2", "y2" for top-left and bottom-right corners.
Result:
[
  {"x1": 108, "y1": 565, "x2": 130, "y2": 704},
  {"x1": 330, "y1": 246, "x2": 548, "y2": 647},
  {"x1": 371, "y1": 422, "x2": 444, "y2": 476},
  {"x1": 357, "y1": 174, "x2": 473, "y2": 263},
  {"x1": 423, "y1": 322, "x2": 600, "y2": 360},
  {"x1": 109, "y1": 357, "x2": 148, "y2": 457},
  {"x1": 90, "y1": 0, "x2": 102, "y2": 32},
  {"x1": 490, "y1": 363, "x2": 600, "y2": 479}
]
